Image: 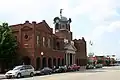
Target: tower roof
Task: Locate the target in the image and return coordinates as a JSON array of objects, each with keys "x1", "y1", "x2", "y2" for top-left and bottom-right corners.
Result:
[
  {"x1": 61, "y1": 16, "x2": 68, "y2": 21},
  {"x1": 53, "y1": 9, "x2": 72, "y2": 23}
]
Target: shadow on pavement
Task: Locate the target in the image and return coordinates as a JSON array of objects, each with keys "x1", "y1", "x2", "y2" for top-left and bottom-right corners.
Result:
[
  {"x1": 1, "y1": 68, "x2": 111, "y2": 79},
  {"x1": 71, "y1": 69, "x2": 106, "y2": 74},
  {"x1": 84, "y1": 70, "x2": 105, "y2": 73},
  {"x1": 1, "y1": 76, "x2": 35, "y2": 80}
]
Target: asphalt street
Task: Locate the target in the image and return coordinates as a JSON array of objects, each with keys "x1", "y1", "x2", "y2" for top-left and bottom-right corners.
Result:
[{"x1": 2, "y1": 66, "x2": 120, "y2": 80}]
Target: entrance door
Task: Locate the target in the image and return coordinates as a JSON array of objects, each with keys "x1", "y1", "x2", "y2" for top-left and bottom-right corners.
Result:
[
  {"x1": 70, "y1": 54, "x2": 72, "y2": 65},
  {"x1": 42, "y1": 57, "x2": 46, "y2": 68},
  {"x1": 48, "y1": 58, "x2": 52, "y2": 68},
  {"x1": 53, "y1": 58, "x2": 56, "y2": 66},
  {"x1": 57, "y1": 58, "x2": 60, "y2": 66},
  {"x1": 36, "y1": 57, "x2": 40, "y2": 70}
]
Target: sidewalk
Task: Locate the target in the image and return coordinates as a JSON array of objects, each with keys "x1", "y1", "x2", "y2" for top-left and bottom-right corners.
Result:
[{"x1": 80, "y1": 66, "x2": 86, "y2": 70}]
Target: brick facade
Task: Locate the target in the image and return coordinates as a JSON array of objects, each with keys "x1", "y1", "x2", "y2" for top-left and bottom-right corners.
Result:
[{"x1": 10, "y1": 18, "x2": 87, "y2": 69}]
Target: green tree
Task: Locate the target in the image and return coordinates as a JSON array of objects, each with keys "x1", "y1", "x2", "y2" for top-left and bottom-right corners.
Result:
[
  {"x1": 105, "y1": 59, "x2": 111, "y2": 66},
  {"x1": 97, "y1": 59, "x2": 103, "y2": 64},
  {"x1": 0, "y1": 23, "x2": 18, "y2": 72}
]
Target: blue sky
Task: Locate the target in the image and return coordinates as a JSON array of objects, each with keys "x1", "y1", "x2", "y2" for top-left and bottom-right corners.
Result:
[{"x1": 0, "y1": 0, "x2": 120, "y2": 58}]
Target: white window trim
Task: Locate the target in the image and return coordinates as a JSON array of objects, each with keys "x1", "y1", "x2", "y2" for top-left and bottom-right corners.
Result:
[
  {"x1": 43, "y1": 37, "x2": 45, "y2": 47},
  {"x1": 48, "y1": 38, "x2": 51, "y2": 48},
  {"x1": 37, "y1": 36, "x2": 39, "y2": 45}
]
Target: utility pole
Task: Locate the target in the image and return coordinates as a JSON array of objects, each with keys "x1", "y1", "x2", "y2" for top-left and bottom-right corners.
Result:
[
  {"x1": 89, "y1": 40, "x2": 94, "y2": 56},
  {"x1": 89, "y1": 40, "x2": 94, "y2": 65}
]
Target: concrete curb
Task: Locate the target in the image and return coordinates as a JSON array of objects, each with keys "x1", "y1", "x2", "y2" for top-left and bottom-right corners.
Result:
[{"x1": 0, "y1": 75, "x2": 5, "y2": 79}]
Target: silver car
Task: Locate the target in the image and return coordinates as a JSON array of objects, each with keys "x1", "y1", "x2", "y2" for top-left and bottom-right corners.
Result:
[{"x1": 5, "y1": 65, "x2": 34, "y2": 78}]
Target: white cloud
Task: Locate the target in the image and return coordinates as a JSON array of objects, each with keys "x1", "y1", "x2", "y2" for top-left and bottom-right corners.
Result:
[
  {"x1": 48, "y1": 0, "x2": 120, "y2": 43},
  {"x1": 108, "y1": 21, "x2": 120, "y2": 32},
  {"x1": 118, "y1": 40, "x2": 120, "y2": 44},
  {"x1": 0, "y1": 0, "x2": 61, "y2": 24},
  {"x1": 61, "y1": 0, "x2": 120, "y2": 54},
  {"x1": 87, "y1": 20, "x2": 120, "y2": 41},
  {"x1": 0, "y1": 0, "x2": 120, "y2": 41},
  {"x1": 70, "y1": 0, "x2": 120, "y2": 41},
  {"x1": 1, "y1": 0, "x2": 120, "y2": 55}
]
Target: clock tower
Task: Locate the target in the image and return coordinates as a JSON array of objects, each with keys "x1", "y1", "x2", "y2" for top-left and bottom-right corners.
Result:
[{"x1": 53, "y1": 9, "x2": 72, "y2": 41}]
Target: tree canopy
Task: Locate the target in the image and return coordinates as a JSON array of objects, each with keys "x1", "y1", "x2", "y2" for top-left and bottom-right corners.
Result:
[{"x1": 0, "y1": 23, "x2": 17, "y2": 60}]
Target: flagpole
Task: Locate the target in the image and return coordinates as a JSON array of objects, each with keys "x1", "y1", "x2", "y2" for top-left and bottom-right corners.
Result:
[{"x1": 89, "y1": 40, "x2": 93, "y2": 55}]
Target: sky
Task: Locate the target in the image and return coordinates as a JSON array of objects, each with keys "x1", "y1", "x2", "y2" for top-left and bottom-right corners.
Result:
[{"x1": 0, "y1": 0, "x2": 120, "y2": 58}]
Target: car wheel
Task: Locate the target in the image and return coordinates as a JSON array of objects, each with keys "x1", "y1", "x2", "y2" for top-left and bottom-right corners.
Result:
[
  {"x1": 17, "y1": 73, "x2": 21, "y2": 78},
  {"x1": 6, "y1": 76, "x2": 11, "y2": 79},
  {"x1": 30, "y1": 72, "x2": 34, "y2": 77},
  {"x1": 49, "y1": 71, "x2": 52, "y2": 75}
]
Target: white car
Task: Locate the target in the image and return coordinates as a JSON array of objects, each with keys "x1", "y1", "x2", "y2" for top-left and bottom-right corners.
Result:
[{"x1": 5, "y1": 65, "x2": 34, "y2": 78}]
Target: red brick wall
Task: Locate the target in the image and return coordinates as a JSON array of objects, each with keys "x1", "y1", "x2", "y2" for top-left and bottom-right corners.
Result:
[
  {"x1": 73, "y1": 38, "x2": 87, "y2": 66},
  {"x1": 55, "y1": 30, "x2": 72, "y2": 41},
  {"x1": 10, "y1": 20, "x2": 87, "y2": 69},
  {"x1": 11, "y1": 21, "x2": 66, "y2": 69}
]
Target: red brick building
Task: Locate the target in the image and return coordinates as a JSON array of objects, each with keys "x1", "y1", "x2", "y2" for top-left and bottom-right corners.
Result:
[{"x1": 10, "y1": 15, "x2": 87, "y2": 70}]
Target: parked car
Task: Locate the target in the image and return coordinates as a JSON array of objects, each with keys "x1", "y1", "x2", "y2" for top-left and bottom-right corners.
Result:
[
  {"x1": 53, "y1": 66, "x2": 67, "y2": 73},
  {"x1": 66, "y1": 64, "x2": 80, "y2": 72},
  {"x1": 66, "y1": 66, "x2": 73, "y2": 72},
  {"x1": 71, "y1": 64, "x2": 80, "y2": 71},
  {"x1": 86, "y1": 64, "x2": 94, "y2": 69},
  {"x1": 52, "y1": 66, "x2": 58, "y2": 73},
  {"x1": 40, "y1": 67, "x2": 52, "y2": 75},
  {"x1": 5, "y1": 65, "x2": 34, "y2": 79},
  {"x1": 113, "y1": 63, "x2": 120, "y2": 66},
  {"x1": 95, "y1": 64, "x2": 103, "y2": 68}
]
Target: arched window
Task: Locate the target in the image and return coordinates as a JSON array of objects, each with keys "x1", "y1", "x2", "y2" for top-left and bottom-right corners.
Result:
[
  {"x1": 62, "y1": 59, "x2": 64, "y2": 66},
  {"x1": 61, "y1": 24, "x2": 66, "y2": 29},
  {"x1": 48, "y1": 38, "x2": 51, "y2": 48},
  {"x1": 55, "y1": 23, "x2": 59, "y2": 29},
  {"x1": 56, "y1": 42, "x2": 60, "y2": 50},
  {"x1": 48, "y1": 58, "x2": 52, "y2": 68},
  {"x1": 70, "y1": 54, "x2": 72, "y2": 65},
  {"x1": 36, "y1": 57, "x2": 40, "y2": 70},
  {"x1": 57, "y1": 58, "x2": 61, "y2": 66},
  {"x1": 62, "y1": 25, "x2": 65, "y2": 28},
  {"x1": 53, "y1": 58, "x2": 56, "y2": 66},
  {"x1": 43, "y1": 37, "x2": 45, "y2": 47},
  {"x1": 42, "y1": 57, "x2": 47, "y2": 68},
  {"x1": 37, "y1": 36, "x2": 40, "y2": 45}
]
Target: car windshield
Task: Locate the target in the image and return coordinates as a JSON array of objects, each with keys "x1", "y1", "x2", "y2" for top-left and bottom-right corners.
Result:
[
  {"x1": 13, "y1": 66, "x2": 22, "y2": 70},
  {"x1": 44, "y1": 67, "x2": 49, "y2": 69}
]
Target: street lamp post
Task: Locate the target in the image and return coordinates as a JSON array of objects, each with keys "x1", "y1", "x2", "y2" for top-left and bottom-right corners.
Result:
[{"x1": 41, "y1": 52, "x2": 44, "y2": 56}]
